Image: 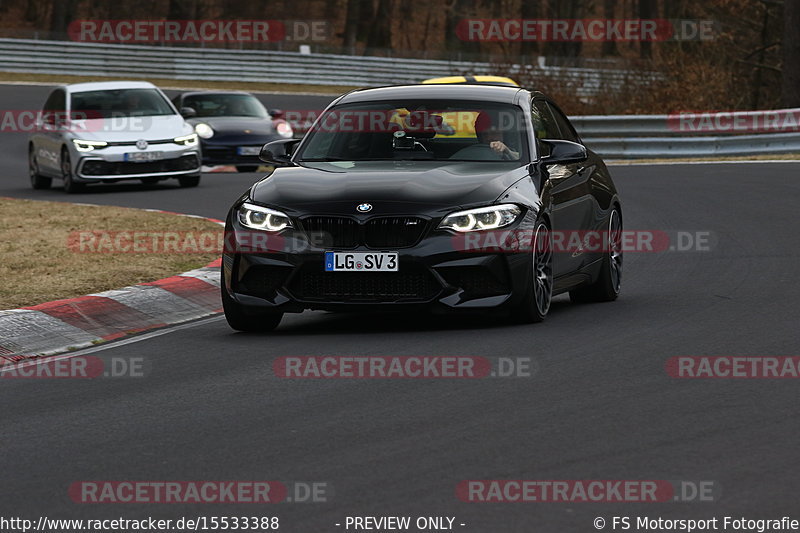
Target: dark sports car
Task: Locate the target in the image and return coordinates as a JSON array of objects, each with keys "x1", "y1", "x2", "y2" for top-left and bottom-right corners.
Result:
[
  {"x1": 172, "y1": 91, "x2": 293, "y2": 172},
  {"x1": 221, "y1": 84, "x2": 622, "y2": 331}
]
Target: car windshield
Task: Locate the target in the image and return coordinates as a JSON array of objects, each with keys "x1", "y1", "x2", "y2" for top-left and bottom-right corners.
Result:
[
  {"x1": 70, "y1": 88, "x2": 176, "y2": 118},
  {"x1": 181, "y1": 93, "x2": 269, "y2": 118},
  {"x1": 296, "y1": 100, "x2": 528, "y2": 162}
]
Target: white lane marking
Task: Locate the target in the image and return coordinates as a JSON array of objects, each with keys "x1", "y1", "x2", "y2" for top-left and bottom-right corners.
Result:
[{"x1": 0, "y1": 315, "x2": 225, "y2": 375}]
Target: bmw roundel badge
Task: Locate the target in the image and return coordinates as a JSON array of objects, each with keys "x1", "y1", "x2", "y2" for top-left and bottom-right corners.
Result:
[{"x1": 357, "y1": 203, "x2": 373, "y2": 213}]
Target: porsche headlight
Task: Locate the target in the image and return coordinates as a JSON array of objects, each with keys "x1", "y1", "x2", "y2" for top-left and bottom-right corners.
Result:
[
  {"x1": 72, "y1": 139, "x2": 107, "y2": 152},
  {"x1": 276, "y1": 121, "x2": 293, "y2": 139},
  {"x1": 438, "y1": 204, "x2": 522, "y2": 232},
  {"x1": 194, "y1": 123, "x2": 214, "y2": 139},
  {"x1": 237, "y1": 203, "x2": 292, "y2": 232},
  {"x1": 174, "y1": 133, "x2": 198, "y2": 146}
]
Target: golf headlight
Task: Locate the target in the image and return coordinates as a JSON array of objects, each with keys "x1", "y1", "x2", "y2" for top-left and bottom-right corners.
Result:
[
  {"x1": 438, "y1": 204, "x2": 522, "y2": 232},
  {"x1": 72, "y1": 139, "x2": 107, "y2": 152},
  {"x1": 238, "y1": 203, "x2": 292, "y2": 232},
  {"x1": 174, "y1": 133, "x2": 198, "y2": 146},
  {"x1": 276, "y1": 120, "x2": 293, "y2": 139},
  {"x1": 194, "y1": 123, "x2": 214, "y2": 139}
]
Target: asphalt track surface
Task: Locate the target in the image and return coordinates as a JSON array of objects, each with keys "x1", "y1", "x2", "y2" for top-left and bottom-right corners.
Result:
[{"x1": 2, "y1": 84, "x2": 799, "y2": 531}]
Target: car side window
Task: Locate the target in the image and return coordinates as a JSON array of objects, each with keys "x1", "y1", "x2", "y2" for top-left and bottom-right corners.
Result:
[
  {"x1": 42, "y1": 89, "x2": 65, "y2": 114},
  {"x1": 531, "y1": 99, "x2": 561, "y2": 156},
  {"x1": 41, "y1": 89, "x2": 66, "y2": 126},
  {"x1": 547, "y1": 102, "x2": 580, "y2": 143},
  {"x1": 531, "y1": 100, "x2": 561, "y2": 140}
]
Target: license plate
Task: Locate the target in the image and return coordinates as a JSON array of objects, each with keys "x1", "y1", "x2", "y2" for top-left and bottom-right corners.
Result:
[
  {"x1": 237, "y1": 146, "x2": 261, "y2": 156},
  {"x1": 325, "y1": 252, "x2": 398, "y2": 272},
  {"x1": 124, "y1": 151, "x2": 163, "y2": 162}
]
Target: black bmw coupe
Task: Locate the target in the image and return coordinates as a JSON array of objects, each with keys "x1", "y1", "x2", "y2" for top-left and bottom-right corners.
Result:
[{"x1": 222, "y1": 84, "x2": 622, "y2": 331}]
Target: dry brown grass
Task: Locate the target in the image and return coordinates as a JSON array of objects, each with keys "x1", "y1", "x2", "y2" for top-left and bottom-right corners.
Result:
[{"x1": 0, "y1": 198, "x2": 221, "y2": 309}]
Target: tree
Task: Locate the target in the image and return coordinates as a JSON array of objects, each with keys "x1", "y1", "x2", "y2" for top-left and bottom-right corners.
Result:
[
  {"x1": 342, "y1": 0, "x2": 362, "y2": 51},
  {"x1": 782, "y1": 0, "x2": 800, "y2": 106},
  {"x1": 600, "y1": 0, "x2": 618, "y2": 57},
  {"x1": 364, "y1": 0, "x2": 391, "y2": 53},
  {"x1": 638, "y1": 0, "x2": 657, "y2": 59},
  {"x1": 444, "y1": 0, "x2": 481, "y2": 58},
  {"x1": 543, "y1": 0, "x2": 584, "y2": 62},
  {"x1": 519, "y1": 0, "x2": 541, "y2": 59},
  {"x1": 50, "y1": 0, "x2": 76, "y2": 34}
]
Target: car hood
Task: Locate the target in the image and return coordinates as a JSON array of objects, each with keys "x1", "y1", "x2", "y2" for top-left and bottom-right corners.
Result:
[
  {"x1": 188, "y1": 116, "x2": 276, "y2": 136},
  {"x1": 249, "y1": 161, "x2": 530, "y2": 215},
  {"x1": 72, "y1": 115, "x2": 191, "y2": 142}
]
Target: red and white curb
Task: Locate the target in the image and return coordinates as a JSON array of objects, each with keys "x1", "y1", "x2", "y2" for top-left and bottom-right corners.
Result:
[{"x1": 0, "y1": 207, "x2": 226, "y2": 364}]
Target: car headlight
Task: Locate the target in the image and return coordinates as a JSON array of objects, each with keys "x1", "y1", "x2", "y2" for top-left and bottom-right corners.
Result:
[
  {"x1": 238, "y1": 203, "x2": 293, "y2": 232},
  {"x1": 174, "y1": 133, "x2": 198, "y2": 146},
  {"x1": 72, "y1": 139, "x2": 108, "y2": 152},
  {"x1": 276, "y1": 121, "x2": 293, "y2": 139},
  {"x1": 194, "y1": 123, "x2": 214, "y2": 139},
  {"x1": 438, "y1": 204, "x2": 522, "y2": 232}
]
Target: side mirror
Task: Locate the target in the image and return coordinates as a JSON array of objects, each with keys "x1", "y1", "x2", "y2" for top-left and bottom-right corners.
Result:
[
  {"x1": 539, "y1": 139, "x2": 587, "y2": 165},
  {"x1": 268, "y1": 108, "x2": 285, "y2": 119},
  {"x1": 180, "y1": 107, "x2": 197, "y2": 118},
  {"x1": 259, "y1": 138, "x2": 300, "y2": 165}
]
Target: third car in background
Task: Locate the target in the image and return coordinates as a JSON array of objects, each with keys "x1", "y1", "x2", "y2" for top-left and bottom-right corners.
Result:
[{"x1": 172, "y1": 91, "x2": 293, "y2": 173}]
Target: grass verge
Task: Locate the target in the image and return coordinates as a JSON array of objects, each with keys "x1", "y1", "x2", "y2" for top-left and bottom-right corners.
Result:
[{"x1": 0, "y1": 198, "x2": 221, "y2": 309}]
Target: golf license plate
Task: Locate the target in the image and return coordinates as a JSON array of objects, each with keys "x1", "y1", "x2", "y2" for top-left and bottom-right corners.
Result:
[
  {"x1": 325, "y1": 251, "x2": 398, "y2": 272},
  {"x1": 124, "y1": 151, "x2": 163, "y2": 162}
]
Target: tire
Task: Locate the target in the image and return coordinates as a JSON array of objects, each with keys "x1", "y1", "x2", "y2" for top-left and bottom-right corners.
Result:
[
  {"x1": 178, "y1": 175, "x2": 201, "y2": 188},
  {"x1": 221, "y1": 281, "x2": 283, "y2": 332},
  {"x1": 512, "y1": 220, "x2": 553, "y2": 323},
  {"x1": 29, "y1": 145, "x2": 51, "y2": 190},
  {"x1": 236, "y1": 165, "x2": 259, "y2": 173},
  {"x1": 569, "y1": 207, "x2": 623, "y2": 303},
  {"x1": 61, "y1": 148, "x2": 84, "y2": 194}
]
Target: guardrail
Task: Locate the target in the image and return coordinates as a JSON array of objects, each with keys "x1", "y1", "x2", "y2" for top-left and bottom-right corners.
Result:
[
  {"x1": 0, "y1": 38, "x2": 796, "y2": 159},
  {"x1": 0, "y1": 38, "x2": 654, "y2": 96},
  {"x1": 576, "y1": 109, "x2": 800, "y2": 158},
  {"x1": 582, "y1": 132, "x2": 800, "y2": 159}
]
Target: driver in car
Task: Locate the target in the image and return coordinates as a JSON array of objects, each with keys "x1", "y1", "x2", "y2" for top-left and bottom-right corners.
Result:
[
  {"x1": 452, "y1": 111, "x2": 519, "y2": 160},
  {"x1": 227, "y1": 99, "x2": 249, "y2": 116}
]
